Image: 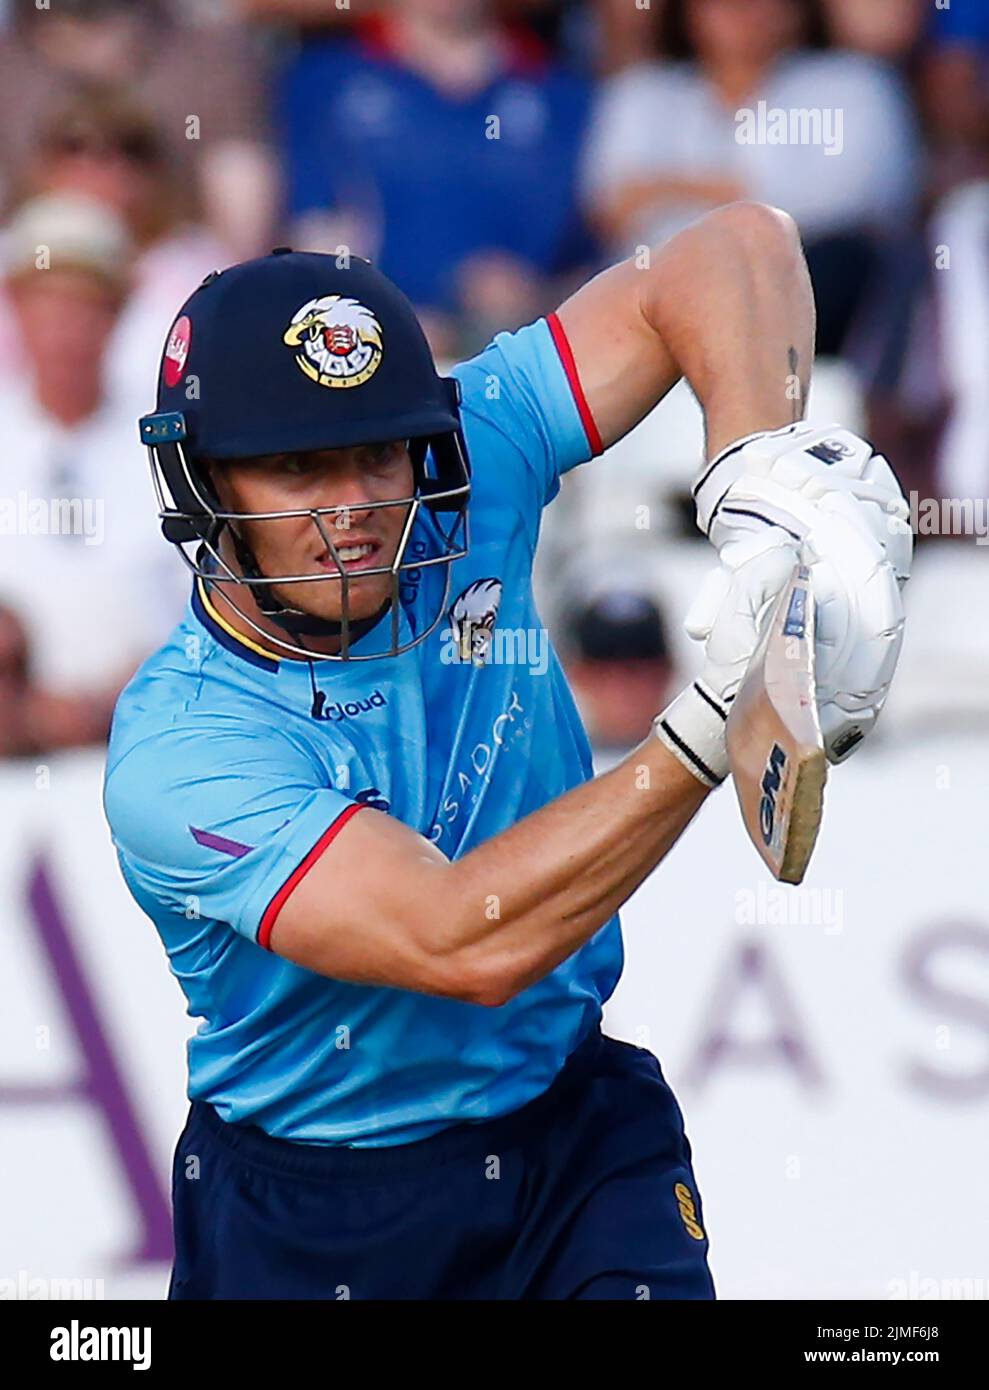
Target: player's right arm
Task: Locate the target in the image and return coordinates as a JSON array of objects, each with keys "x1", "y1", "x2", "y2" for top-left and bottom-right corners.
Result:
[
  {"x1": 268, "y1": 731, "x2": 708, "y2": 1007},
  {"x1": 271, "y1": 532, "x2": 800, "y2": 1007},
  {"x1": 106, "y1": 511, "x2": 791, "y2": 1012}
]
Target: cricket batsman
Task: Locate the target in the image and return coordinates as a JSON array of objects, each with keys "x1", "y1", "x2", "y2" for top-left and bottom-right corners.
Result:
[{"x1": 104, "y1": 206, "x2": 912, "y2": 1299}]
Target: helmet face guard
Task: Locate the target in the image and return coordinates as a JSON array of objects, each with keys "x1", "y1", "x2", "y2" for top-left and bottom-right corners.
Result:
[
  {"x1": 143, "y1": 251, "x2": 474, "y2": 661},
  {"x1": 140, "y1": 407, "x2": 470, "y2": 662}
]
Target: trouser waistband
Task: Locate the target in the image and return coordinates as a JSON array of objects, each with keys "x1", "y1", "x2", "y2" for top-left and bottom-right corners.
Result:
[{"x1": 185, "y1": 1023, "x2": 607, "y2": 1180}]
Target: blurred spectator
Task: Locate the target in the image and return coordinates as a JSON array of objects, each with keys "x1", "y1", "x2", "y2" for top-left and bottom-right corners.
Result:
[
  {"x1": 498, "y1": 0, "x2": 594, "y2": 66},
  {"x1": 238, "y1": 0, "x2": 589, "y2": 57},
  {"x1": 0, "y1": 87, "x2": 230, "y2": 401},
  {"x1": 235, "y1": 0, "x2": 365, "y2": 29},
  {"x1": 0, "y1": 0, "x2": 276, "y2": 261},
  {"x1": 277, "y1": 0, "x2": 596, "y2": 356},
  {"x1": 919, "y1": 1, "x2": 989, "y2": 197},
  {"x1": 592, "y1": 0, "x2": 665, "y2": 74},
  {"x1": 0, "y1": 604, "x2": 35, "y2": 757},
  {"x1": 562, "y1": 587, "x2": 674, "y2": 754},
  {"x1": 0, "y1": 193, "x2": 186, "y2": 755},
  {"x1": 822, "y1": 0, "x2": 925, "y2": 63},
  {"x1": 582, "y1": 0, "x2": 919, "y2": 354},
  {"x1": 850, "y1": 10, "x2": 989, "y2": 503},
  {"x1": 929, "y1": 1, "x2": 989, "y2": 53},
  {"x1": 923, "y1": 9, "x2": 989, "y2": 501},
  {"x1": 931, "y1": 178, "x2": 989, "y2": 506}
]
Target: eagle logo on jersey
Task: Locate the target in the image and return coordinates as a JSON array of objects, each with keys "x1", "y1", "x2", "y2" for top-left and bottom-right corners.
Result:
[
  {"x1": 283, "y1": 296, "x2": 384, "y2": 389},
  {"x1": 449, "y1": 578, "x2": 503, "y2": 665}
]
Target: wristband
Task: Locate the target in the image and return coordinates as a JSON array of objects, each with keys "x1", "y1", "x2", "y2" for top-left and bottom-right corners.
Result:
[{"x1": 653, "y1": 681, "x2": 730, "y2": 789}]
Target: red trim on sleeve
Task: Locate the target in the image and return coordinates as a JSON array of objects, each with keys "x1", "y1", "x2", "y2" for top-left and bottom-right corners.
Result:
[
  {"x1": 546, "y1": 311, "x2": 604, "y2": 458},
  {"x1": 258, "y1": 803, "x2": 367, "y2": 951}
]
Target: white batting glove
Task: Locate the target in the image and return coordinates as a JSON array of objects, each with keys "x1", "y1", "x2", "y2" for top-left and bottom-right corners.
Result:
[
  {"x1": 693, "y1": 422, "x2": 912, "y2": 762},
  {"x1": 654, "y1": 527, "x2": 800, "y2": 787},
  {"x1": 695, "y1": 422, "x2": 914, "y2": 588}
]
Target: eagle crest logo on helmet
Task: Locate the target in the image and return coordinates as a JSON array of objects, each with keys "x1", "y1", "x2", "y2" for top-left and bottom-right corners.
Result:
[
  {"x1": 283, "y1": 295, "x2": 384, "y2": 389},
  {"x1": 449, "y1": 578, "x2": 503, "y2": 665}
]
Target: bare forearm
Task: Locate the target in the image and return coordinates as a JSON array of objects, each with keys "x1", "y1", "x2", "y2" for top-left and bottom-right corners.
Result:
[
  {"x1": 438, "y1": 739, "x2": 709, "y2": 1004},
  {"x1": 638, "y1": 204, "x2": 816, "y2": 458},
  {"x1": 271, "y1": 737, "x2": 708, "y2": 1002}
]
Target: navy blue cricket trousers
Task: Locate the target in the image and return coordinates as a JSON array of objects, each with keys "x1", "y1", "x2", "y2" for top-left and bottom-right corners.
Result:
[{"x1": 168, "y1": 1026, "x2": 715, "y2": 1300}]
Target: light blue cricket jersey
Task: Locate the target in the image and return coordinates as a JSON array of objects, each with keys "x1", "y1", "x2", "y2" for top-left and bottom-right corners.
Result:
[{"x1": 104, "y1": 316, "x2": 624, "y2": 1146}]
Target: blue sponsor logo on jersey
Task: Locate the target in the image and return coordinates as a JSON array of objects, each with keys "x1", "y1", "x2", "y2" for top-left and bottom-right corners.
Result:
[{"x1": 311, "y1": 689, "x2": 388, "y2": 722}]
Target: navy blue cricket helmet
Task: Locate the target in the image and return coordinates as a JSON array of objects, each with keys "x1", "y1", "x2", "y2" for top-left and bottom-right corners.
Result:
[{"x1": 139, "y1": 249, "x2": 471, "y2": 660}]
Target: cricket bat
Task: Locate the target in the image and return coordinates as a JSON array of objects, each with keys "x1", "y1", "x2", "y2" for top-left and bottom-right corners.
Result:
[{"x1": 726, "y1": 561, "x2": 827, "y2": 885}]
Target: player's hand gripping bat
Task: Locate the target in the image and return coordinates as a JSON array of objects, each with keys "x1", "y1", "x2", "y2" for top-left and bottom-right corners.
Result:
[{"x1": 726, "y1": 561, "x2": 826, "y2": 885}]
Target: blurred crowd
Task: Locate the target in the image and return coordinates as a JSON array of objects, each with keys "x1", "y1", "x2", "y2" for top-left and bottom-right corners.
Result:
[{"x1": 0, "y1": 0, "x2": 985, "y2": 757}]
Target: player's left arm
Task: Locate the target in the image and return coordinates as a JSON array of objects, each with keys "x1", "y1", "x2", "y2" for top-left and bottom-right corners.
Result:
[
  {"x1": 555, "y1": 200, "x2": 815, "y2": 460},
  {"x1": 556, "y1": 201, "x2": 914, "y2": 764}
]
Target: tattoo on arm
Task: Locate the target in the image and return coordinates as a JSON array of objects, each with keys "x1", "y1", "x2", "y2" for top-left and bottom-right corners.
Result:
[{"x1": 788, "y1": 346, "x2": 802, "y2": 422}]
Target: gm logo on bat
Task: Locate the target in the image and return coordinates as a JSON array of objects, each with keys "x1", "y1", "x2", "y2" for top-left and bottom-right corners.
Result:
[{"x1": 760, "y1": 742, "x2": 788, "y2": 846}]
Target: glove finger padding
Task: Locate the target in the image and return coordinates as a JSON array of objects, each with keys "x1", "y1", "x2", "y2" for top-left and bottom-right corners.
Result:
[
  {"x1": 691, "y1": 528, "x2": 802, "y2": 703},
  {"x1": 809, "y1": 484, "x2": 913, "y2": 586},
  {"x1": 655, "y1": 528, "x2": 800, "y2": 788},
  {"x1": 683, "y1": 562, "x2": 732, "y2": 642},
  {"x1": 801, "y1": 513, "x2": 906, "y2": 763}
]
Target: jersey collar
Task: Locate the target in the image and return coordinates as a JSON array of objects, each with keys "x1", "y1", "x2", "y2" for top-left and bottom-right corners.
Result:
[
  {"x1": 191, "y1": 577, "x2": 418, "y2": 673},
  {"x1": 192, "y1": 578, "x2": 282, "y2": 672}
]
